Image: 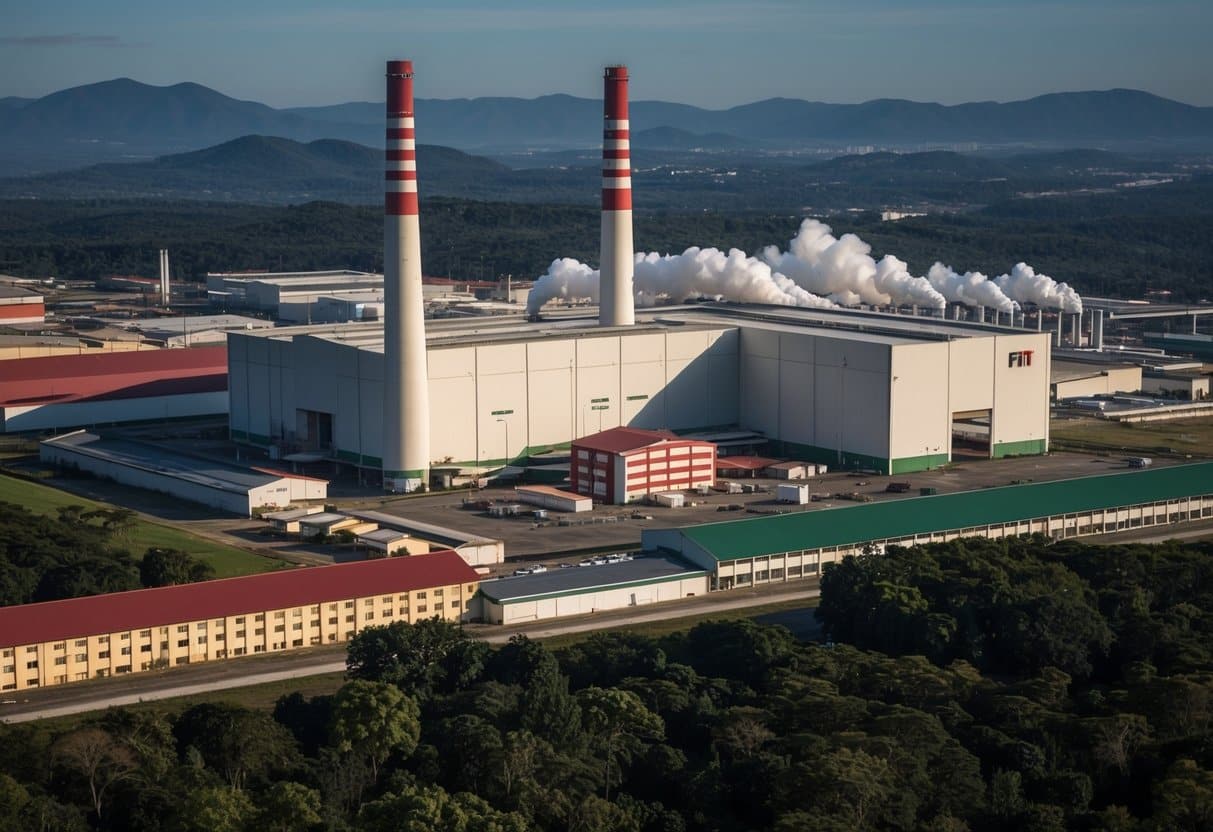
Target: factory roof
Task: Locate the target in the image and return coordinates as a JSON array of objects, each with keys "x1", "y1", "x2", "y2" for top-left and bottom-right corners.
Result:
[
  {"x1": 227, "y1": 300, "x2": 1039, "y2": 357},
  {"x1": 42, "y1": 432, "x2": 311, "y2": 495},
  {"x1": 0, "y1": 347, "x2": 227, "y2": 406},
  {"x1": 574, "y1": 426, "x2": 682, "y2": 454},
  {"x1": 665, "y1": 461, "x2": 1213, "y2": 562},
  {"x1": 0, "y1": 551, "x2": 477, "y2": 648},
  {"x1": 0, "y1": 286, "x2": 42, "y2": 300},
  {"x1": 717, "y1": 456, "x2": 779, "y2": 471},
  {"x1": 477, "y1": 554, "x2": 705, "y2": 604}
]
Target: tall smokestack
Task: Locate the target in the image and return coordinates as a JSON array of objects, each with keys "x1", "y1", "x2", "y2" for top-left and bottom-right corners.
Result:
[
  {"x1": 382, "y1": 60, "x2": 430, "y2": 493},
  {"x1": 600, "y1": 65, "x2": 634, "y2": 327},
  {"x1": 159, "y1": 249, "x2": 170, "y2": 306}
]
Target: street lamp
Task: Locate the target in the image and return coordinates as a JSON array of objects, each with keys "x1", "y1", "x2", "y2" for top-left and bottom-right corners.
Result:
[{"x1": 496, "y1": 418, "x2": 509, "y2": 466}]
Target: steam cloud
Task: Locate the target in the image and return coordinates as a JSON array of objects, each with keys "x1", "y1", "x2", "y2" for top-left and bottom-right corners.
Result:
[
  {"x1": 525, "y1": 218, "x2": 1082, "y2": 317},
  {"x1": 995, "y1": 262, "x2": 1084, "y2": 314}
]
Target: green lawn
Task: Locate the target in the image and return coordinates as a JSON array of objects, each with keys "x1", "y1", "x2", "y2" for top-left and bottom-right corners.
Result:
[
  {"x1": 0, "y1": 473, "x2": 280, "y2": 578},
  {"x1": 1050, "y1": 414, "x2": 1213, "y2": 458}
]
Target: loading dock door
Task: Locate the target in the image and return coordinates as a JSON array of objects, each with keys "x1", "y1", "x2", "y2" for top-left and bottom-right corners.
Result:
[{"x1": 951, "y1": 409, "x2": 991, "y2": 460}]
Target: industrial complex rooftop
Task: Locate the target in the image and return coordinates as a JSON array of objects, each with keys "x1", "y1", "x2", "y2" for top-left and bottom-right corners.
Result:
[{"x1": 231, "y1": 301, "x2": 1032, "y2": 353}]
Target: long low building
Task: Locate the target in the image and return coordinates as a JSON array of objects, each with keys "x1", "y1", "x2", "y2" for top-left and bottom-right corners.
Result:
[
  {"x1": 0, "y1": 551, "x2": 480, "y2": 692},
  {"x1": 476, "y1": 554, "x2": 708, "y2": 625},
  {"x1": 41, "y1": 431, "x2": 327, "y2": 516},
  {"x1": 643, "y1": 461, "x2": 1213, "y2": 590}
]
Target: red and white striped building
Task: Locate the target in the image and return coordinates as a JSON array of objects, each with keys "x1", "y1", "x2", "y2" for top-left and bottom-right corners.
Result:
[
  {"x1": 0, "y1": 286, "x2": 45, "y2": 326},
  {"x1": 571, "y1": 427, "x2": 716, "y2": 504}
]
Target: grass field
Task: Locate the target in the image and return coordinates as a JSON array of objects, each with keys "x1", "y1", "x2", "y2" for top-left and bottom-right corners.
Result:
[
  {"x1": 0, "y1": 473, "x2": 280, "y2": 578},
  {"x1": 1050, "y1": 415, "x2": 1213, "y2": 458}
]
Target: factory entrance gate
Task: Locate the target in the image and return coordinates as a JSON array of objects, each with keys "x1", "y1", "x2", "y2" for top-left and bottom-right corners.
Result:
[{"x1": 951, "y1": 409, "x2": 992, "y2": 461}]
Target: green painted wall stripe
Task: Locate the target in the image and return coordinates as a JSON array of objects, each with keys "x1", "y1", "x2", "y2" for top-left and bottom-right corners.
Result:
[
  {"x1": 993, "y1": 438, "x2": 1049, "y2": 458},
  {"x1": 770, "y1": 439, "x2": 891, "y2": 475},
  {"x1": 675, "y1": 461, "x2": 1213, "y2": 562},
  {"x1": 890, "y1": 453, "x2": 951, "y2": 475}
]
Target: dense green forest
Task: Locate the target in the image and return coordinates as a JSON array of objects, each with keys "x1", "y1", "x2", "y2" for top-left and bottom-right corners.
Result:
[
  {"x1": 3, "y1": 536, "x2": 1213, "y2": 830},
  {"x1": 0, "y1": 501, "x2": 213, "y2": 606},
  {"x1": 2, "y1": 174, "x2": 1211, "y2": 301}
]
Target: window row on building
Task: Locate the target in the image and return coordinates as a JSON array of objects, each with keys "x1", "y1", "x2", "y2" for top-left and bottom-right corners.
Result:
[{"x1": 0, "y1": 551, "x2": 480, "y2": 692}]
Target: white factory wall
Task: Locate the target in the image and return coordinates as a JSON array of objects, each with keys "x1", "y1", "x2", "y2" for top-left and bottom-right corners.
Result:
[
  {"x1": 233, "y1": 327, "x2": 738, "y2": 467},
  {"x1": 455, "y1": 541, "x2": 505, "y2": 567},
  {"x1": 3, "y1": 391, "x2": 228, "y2": 434},
  {"x1": 739, "y1": 327, "x2": 892, "y2": 466},
  {"x1": 947, "y1": 336, "x2": 996, "y2": 414},
  {"x1": 888, "y1": 341, "x2": 951, "y2": 468},
  {"x1": 482, "y1": 574, "x2": 709, "y2": 625},
  {"x1": 990, "y1": 333, "x2": 1051, "y2": 457}
]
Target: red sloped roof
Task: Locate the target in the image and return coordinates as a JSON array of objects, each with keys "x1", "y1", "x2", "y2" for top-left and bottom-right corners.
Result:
[
  {"x1": 0, "y1": 347, "x2": 227, "y2": 406},
  {"x1": 573, "y1": 426, "x2": 684, "y2": 454},
  {"x1": 0, "y1": 550, "x2": 479, "y2": 648},
  {"x1": 717, "y1": 456, "x2": 780, "y2": 471}
]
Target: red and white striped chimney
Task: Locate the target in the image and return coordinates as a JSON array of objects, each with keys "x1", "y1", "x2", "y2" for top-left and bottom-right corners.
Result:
[
  {"x1": 599, "y1": 65, "x2": 634, "y2": 327},
  {"x1": 382, "y1": 60, "x2": 430, "y2": 492}
]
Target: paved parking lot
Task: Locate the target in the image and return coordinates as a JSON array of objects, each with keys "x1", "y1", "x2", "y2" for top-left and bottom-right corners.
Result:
[
  {"x1": 351, "y1": 450, "x2": 1178, "y2": 561},
  {"x1": 26, "y1": 441, "x2": 1186, "y2": 569}
]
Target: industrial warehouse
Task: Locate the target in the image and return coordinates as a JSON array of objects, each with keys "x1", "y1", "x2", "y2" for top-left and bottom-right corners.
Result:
[{"x1": 224, "y1": 64, "x2": 1053, "y2": 486}]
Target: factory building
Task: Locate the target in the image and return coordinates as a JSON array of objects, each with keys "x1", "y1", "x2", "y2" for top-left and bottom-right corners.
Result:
[
  {"x1": 1, "y1": 347, "x2": 228, "y2": 433},
  {"x1": 229, "y1": 306, "x2": 1051, "y2": 479},
  {"x1": 0, "y1": 286, "x2": 45, "y2": 325},
  {"x1": 643, "y1": 462, "x2": 1213, "y2": 590},
  {"x1": 0, "y1": 552, "x2": 479, "y2": 692},
  {"x1": 475, "y1": 554, "x2": 707, "y2": 625},
  {"x1": 571, "y1": 427, "x2": 716, "y2": 504},
  {"x1": 41, "y1": 431, "x2": 327, "y2": 516},
  {"x1": 206, "y1": 270, "x2": 381, "y2": 311},
  {"x1": 226, "y1": 60, "x2": 1054, "y2": 484}
]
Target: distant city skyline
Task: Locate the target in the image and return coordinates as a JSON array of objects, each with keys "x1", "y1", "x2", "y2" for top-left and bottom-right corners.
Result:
[{"x1": 2, "y1": 0, "x2": 1211, "y2": 108}]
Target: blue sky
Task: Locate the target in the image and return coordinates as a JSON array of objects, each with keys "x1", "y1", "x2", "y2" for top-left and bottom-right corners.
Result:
[{"x1": 2, "y1": 0, "x2": 1210, "y2": 108}]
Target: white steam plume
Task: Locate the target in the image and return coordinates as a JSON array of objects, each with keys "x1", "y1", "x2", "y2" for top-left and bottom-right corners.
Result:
[
  {"x1": 524, "y1": 219, "x2": 1082, "y2": 318},
  {"x1": 927, "y1": 262, "x2": 1018, "y2": 313},
  {"x1": 994, "y1": 262, "x2": 1084, "y2": 314},
  {"x1": 634, "y1": 247, "x2": 836, "y2": 309},
  {"x1": 762, "y1": 219, "x2": 947, "y2": 310},
  {"x1": 526, "y1": 247, "x2": 836, "y2": 315}
]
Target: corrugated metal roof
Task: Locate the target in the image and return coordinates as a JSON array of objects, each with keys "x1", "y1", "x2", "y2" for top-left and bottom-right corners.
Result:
[
  {"x1": 42, "y1": 432, "x2": 292, "y2": 493},
  {"x1": 675, "y1": 461, "x2": 1213, "y2": 561},
  {"x1": 478, "y1": 555, "x2": 705, "y2": 604},
  {"x1": 0, "y1": 551, "x2": 478, "y2": 648}
]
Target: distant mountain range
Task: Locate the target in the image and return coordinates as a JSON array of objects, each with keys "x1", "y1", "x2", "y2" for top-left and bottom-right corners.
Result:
[
  {"x1": 2, "y1": 78, "x2": 1212, "y2": 176},
  {"x1": 0, "y1": 132, "x2": 1185, "y2": 214}
]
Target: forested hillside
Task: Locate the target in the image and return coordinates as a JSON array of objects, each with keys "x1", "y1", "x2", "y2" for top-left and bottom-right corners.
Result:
[
  {"x1": 2, "y1": 179, "x2": 1212, "y2": 300},
  {"x1": 3, "y1": 537, "x2": 1212, "y2": 830}
]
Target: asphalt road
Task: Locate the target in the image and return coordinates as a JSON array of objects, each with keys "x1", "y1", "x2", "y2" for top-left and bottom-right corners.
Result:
[{"x1": 1, "y1": 582, "x2": 819, "y2": 724}]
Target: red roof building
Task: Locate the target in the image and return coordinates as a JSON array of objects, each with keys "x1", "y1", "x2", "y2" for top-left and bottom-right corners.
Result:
[
  {"x1": 0, "y1": 551, "x2": 481, "y2": 692},
  {"x1": 571, "y1": 427, "x2": 716, "y2": 504},
  {"x1": 0, "y1": 347, "x2": 228, "y2": 433},
  {"x1": 0, "y1": 286, "x2": 44, "y2": 325}
]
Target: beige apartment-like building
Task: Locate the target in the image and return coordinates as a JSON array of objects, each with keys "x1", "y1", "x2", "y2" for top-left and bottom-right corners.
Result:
[{"x1": 0, "y1": 551, "x2": 479, "y2": 693}]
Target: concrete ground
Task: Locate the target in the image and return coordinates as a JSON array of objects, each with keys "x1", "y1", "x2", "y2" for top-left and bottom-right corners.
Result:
[{"x1": 16, "y1": 448, "x2": 1191, "y2": 574}]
